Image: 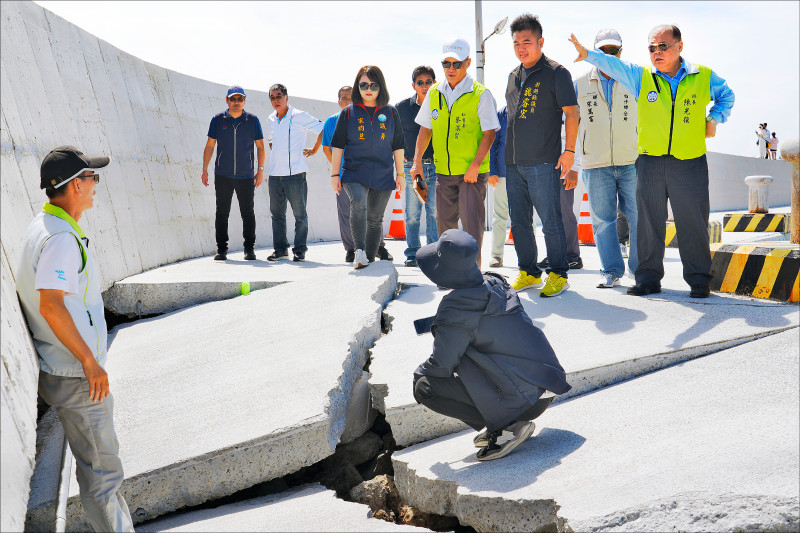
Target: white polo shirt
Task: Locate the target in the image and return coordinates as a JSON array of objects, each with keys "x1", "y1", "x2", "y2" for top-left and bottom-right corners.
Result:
[
  {"x1": 415, "y1": 74, "x2": 500, "y2": 132},
  {"x1": 266, "y1": 106, "x2": 324, "y2": 176}
]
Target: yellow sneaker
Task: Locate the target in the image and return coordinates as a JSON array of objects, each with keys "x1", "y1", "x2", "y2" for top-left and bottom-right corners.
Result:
[
  {"x1": 540, "y1": 272, "x2": 569, "y2": 297},
  {"x1": 511, "y1": 270, "x2": 543, "y2": 291}
]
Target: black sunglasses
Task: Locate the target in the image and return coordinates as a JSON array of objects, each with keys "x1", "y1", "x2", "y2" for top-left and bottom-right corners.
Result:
[
  {"x1": 441, "y1": 60, "x2": 464, "y2": 69},
  {"x1": 228, "y1": 96, "x2": 245, "y2": 102},
  {"x1": 359, "y1": 82, "x2": 380, "y2": 91},
  {"x1": 82, "y1": 173, "x2": 100, "y2": 184},
  {"x1": 269, "y1": 94, "x2": 286, "y2": 101},
  {"x1": 648, "y1": 42, "x2": 676, "y2": 53},
  {"x1": 601, "y1": 47, "x2": 620, "y2": 56},
  {"x1": 415, "y1": 79, "x2": 435, "y2": 86}
]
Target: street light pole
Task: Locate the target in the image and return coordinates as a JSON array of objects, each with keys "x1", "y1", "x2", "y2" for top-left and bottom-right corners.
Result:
[{"x1": 475, "y1": 0, "x2": 485, "y2": 84}]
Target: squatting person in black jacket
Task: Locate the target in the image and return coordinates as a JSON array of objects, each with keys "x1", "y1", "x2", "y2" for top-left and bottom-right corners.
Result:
[{"x1": 412, "y1": 229, "x2": 571, "y2": 461}]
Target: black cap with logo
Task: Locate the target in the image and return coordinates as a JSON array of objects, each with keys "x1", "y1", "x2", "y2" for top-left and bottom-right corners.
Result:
[{"x1": 40, "y1": 146, "x2": 110, "y2": 189}]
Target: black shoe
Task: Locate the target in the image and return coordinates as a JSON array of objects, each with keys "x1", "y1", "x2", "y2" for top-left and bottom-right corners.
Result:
[
  {"x1": 214, "y1": 251, "x2": 227, "y2": 261},
  {"x1": 292, "y1": 252, "x2": 305, "y2": 262},
  {"x1": 377, "y1": 245, "x2": 393, "y2": 261},
  {"x1": 267, "y1": 251, "x2": 288, "y2": 261},
  {"x1": 690, "y1": 285, "x2": 710, "y2": 298},
  {"x1": 568, "y1": 257, "x2": 583, "y2": 270},
  {"x1": 537, "y1": 257, "x2": 549, "y2": 268},
  {"x1": 404, "y1": 258, "x2": 418, "y2": 267},
  {"x1": 345, "y1": 250, "x2": 355, "y2": 263},
  {"x1": 627, "y1": 283, "x2": 662, "y2": 296},
  {"x1": 244, "y1": 249, "x2": 256, "y2": 261}
]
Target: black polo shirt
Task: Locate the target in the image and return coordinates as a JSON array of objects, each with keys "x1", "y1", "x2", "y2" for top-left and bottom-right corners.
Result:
[
  {"x1": 505, "y1": 54, "x2": 577, "y2": 166},
  {"x1": 395, "y1": 95, "x2": 434, "y2": 161}
]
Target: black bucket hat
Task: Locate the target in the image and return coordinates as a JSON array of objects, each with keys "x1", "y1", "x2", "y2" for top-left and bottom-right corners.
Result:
[
  {"x1": 417, "y1": 229, "x2": 484, "y2": 289},
  {"x1": 40, "y1": 146, "x2": 110, "y2": 189}
]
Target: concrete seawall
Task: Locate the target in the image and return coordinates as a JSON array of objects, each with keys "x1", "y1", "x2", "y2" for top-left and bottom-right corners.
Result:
[{"x1": 0, "y1": 1, "x2": 794, "y2": 531}]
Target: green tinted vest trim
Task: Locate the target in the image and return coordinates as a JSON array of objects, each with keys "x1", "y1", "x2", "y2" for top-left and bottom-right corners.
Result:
[
  {"x1": 429, "y1": 81, "x2": 490, "y2": 175},
  {"x1": 42, "y1": 203, "x2": 87, "y2": 272},
  {"x1": 637, "y1": 64, "x2": 712, "y2": 160}
]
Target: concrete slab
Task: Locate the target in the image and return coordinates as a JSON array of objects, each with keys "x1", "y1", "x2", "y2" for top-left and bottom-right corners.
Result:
[
  {"x1": 391, "y1": 328, "x2": 800, "y2": 532},
  {"x1": 25, "y1": 261, "x2": 398, "y2": 531},
  {"x1": 137, "y1": 483, "x2": 428, "y2": 532},
  {"x1": 371, "y1": 232, "x2": 800, "y2": 446}
]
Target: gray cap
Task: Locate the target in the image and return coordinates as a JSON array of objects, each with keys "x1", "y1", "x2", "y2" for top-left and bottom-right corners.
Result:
[{"x1": 595, "y1": 28, "x2": 622, "y2": 48}]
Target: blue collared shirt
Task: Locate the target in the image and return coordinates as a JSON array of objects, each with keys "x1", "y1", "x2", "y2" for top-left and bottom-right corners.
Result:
[
  {"x1": 574, "y1": 75, "x2": 616, "y2": 109},
  {"x1": 584, "y1": 49, "x2": 734, "y2": 124}
]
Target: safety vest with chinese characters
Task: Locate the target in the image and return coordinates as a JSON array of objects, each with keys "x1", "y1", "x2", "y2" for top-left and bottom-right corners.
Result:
[
  {"x1": 575, "y1": 68, "x2": 639, "y2": 169},
  {"x1": 16, "y1": 204, "x2": 107, "y2": 377},
  {"x1": 428, "y1": 81, "x2": 490, "y2": 175},
  {"x1": 342, "y1": 104, "x2": 397, "y2": 190},
  {"x1": 637, "y1": 64, "x2": 711, "y2": 160}
]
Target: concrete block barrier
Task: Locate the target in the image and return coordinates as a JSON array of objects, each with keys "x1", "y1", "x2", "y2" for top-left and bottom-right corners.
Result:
[
  {"x1": 664, "y1": 220, "x2": 722, "y2": 248},
  {"x1": 723, "y1": 212, "x2": 790, "y2": 233},
  {"x1": 710, "y1": 242, "x2": 799, "y2": 302}
]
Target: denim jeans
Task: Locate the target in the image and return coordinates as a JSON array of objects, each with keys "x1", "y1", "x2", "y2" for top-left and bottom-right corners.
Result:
[
  {"x1": 582, "y1": 164, "x2": 638, "y2": 278},
  {"x1": 343, "y1": 182, "x2": 393, "y2": 260},
  {"x1": 269, "y1": 173, "x2": 308, "y2": 254},
  {"x1": 403, "y1": 161, "x2": 438, "y2": 260},
  {"x1": 214, "y1": 174, "x2": 256, "y2": 252},
  {"x1": 507, "y1": 163, "x2": 567, "y2": 277}
]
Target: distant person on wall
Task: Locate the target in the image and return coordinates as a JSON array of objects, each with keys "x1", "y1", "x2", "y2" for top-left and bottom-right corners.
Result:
[
  {"x1": 324, "y1": 86, "x2": 393, "y2": 264},
  {"x1": 411, "y1": 37, "x2": 500, "y2": 269},
  {"x1": 202, "y1": 86, "x2": 265, "y2": 261},
  {"x1": 570, "y1": 23, "x2": 735, "y2": 298},
  {"x1": 505, "y1": 14, "x2": 580, "y2": 298},
  {"x1": 396, "y1": 65, "x2": 439, "y2": 267},
  {"x1": 572, "y1": 28, "x2": 639, "y2": 289},
  {"x1": 265, "y1": 83, "x2": 324, "y2": 263},
  {"x1": 412, "y1": 229, "x2": 571, "y2": 461},
  {"x1": 763, "y1": 122, "x2": 771, "y2": 159},
  {"x1": 770, "y1": 132, "x2": 779, "y2": 159},
  {"x1": 755, "y1": 124, "x2": 768, "y2": 159},
  {"x1": 17, "y1": 147, "x2": 134, "y2": 532},
  {"x1": 329, "y1": 66, "x2": 405, "y2": 269}
]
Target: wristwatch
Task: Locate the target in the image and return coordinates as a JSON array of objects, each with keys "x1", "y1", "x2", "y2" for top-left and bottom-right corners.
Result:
[{"x1": 257, "y1": 166, "x2": 265, "y2": 171}]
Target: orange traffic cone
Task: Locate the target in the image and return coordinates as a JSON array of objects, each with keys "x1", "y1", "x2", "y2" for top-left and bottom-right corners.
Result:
[
  {"x1": 385, "y1": 190, "x2": 406, "y2": 239},
  {"x1": 505, "y1": 228, "x2": 514, "y2": 244},
  {"x1": 578, "y1": 192, "x2": 595, "y2": 245}
]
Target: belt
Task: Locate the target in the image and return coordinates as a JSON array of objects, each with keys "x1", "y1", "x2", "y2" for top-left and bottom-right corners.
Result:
[{"x1": 421, "y1": 158, "x2": 434, "y2": 165}]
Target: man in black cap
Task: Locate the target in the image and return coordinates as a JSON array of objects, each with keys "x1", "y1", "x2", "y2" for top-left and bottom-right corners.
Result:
[
  {"x1": 16, "y1": 146, "x2": 134, "y2": 531},
  {"x1": 412, "y1": 229, "x2": 571, "y2": 461},
  {"x1": 201, "y1": 85, "x2": 266, "y2": 261}
]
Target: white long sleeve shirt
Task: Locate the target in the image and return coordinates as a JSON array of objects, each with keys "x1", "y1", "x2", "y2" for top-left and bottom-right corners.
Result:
[{"x1": 266, "y1": 106, "x2": 324, "y2": 176}]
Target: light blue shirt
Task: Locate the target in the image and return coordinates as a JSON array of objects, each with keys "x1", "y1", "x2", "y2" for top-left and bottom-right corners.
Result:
[
  {"x1": 584, "y1": 49, "x2": 734, "y2": 124},
  {"x1": 574, "y1": 75, "x2": 616, "y2": 109}
]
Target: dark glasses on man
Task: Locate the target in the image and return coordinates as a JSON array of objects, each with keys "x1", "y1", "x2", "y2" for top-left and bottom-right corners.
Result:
[
  {"x1": 82, "y1": 173, "x2": 100, "y2": 184},
  {"x1": 648, "y1": 42, "x2": 676, "y2": 53},
  {"x1": 601, "y1": 47, "x2": 620, "y2": 55},
  {"x1": 228, "y1": 96, "x2": 244, "y2": 102},
  {"x1": 415, "y1": 79, "x2": 435, "y2": 86},
  {"x1": 441, "y1": 61, "x2": 464, "y2": 69},
  {"x1": 359, "y1": 82, "x2": 380, "y2": 91},
  {"x1": 268, "y1": 94, "x2": 285, "y2": 101}
]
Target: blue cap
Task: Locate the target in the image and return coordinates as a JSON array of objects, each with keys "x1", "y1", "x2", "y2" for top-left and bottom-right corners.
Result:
[{"x1": 227, "y1": 86, "x2": 246, "y2": 98}]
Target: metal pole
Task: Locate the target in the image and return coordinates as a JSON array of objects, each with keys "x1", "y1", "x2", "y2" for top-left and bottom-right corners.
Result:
[{"x1": 475, "y1": 0, "x2": 484, "y2": 84}]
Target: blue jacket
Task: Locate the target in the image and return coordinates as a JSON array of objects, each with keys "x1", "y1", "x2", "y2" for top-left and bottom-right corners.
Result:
[
  {"x1": 414, "y1": 272, "x2": 571, "y2": 431},
  {"x1": 489, "y1": 107, "x2": 507, "y2": 177},
  {"x1": 211, "y1": 110, "x2": 261, "y2": 178},
  {"x1": 342, "y1": 104, "x2": 397, "y2": 190}
]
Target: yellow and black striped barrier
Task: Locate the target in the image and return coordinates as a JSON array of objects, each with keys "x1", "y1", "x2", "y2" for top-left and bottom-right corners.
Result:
[
  {"x1": 665, "y1": 220, "x2": 722, "y2": 248},
  {"x1": 723, "y1": 213, "x2": 790, "y2": 233},
  {"x1": 710, "y1": 242, "x2": 799, "y2": 302}
]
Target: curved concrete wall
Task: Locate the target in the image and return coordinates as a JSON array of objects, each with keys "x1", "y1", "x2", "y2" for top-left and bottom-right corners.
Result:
[{"x1": 1, "y1": 2, "x2": 339, "y2": 529}]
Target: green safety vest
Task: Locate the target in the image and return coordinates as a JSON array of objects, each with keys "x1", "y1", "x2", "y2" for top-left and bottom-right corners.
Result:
[
  {"x1": 637, "y1": 64, "x2": 711, "y2": 160},
  {"x1": 429, "y1": 81, "x2": 490, "y2": 175}
]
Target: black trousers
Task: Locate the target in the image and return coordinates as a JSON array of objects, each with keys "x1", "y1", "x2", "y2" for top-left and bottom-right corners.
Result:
[
  {"x1": 414, "y1": 375, "x2": 551, "y2": 433},
  {"x1": 215, "y1": 174, "x2": 256, "y2": 252},
  {"x1": 634, "y1": 154, "x2": 711, "y2": 288}
]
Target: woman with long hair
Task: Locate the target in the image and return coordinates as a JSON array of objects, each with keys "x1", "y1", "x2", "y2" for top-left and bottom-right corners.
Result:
[{"x1": 330, "y1": 66, "x2": 405, "y2": 269}]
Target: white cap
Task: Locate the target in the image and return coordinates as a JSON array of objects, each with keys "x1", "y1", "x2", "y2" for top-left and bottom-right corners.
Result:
[
  {"x1": 442, "y1": 37, "x2": 470, "y2": 61},
  {"x1": 594, "y1": 28, "x2": 622, "y2": 48}
]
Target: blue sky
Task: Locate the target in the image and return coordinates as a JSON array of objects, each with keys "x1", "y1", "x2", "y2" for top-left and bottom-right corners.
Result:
[{"x1": 35, "y1": 1, "x2": 799, "y2": 158}]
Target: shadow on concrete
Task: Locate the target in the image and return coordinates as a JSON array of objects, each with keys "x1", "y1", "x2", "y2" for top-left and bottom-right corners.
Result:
[
  {"x1": 427, "y1": 428, "x2": 586, "y2": 494},
  {"x1": 520, "y1": 291, "x2": 647, "y2": 336}
]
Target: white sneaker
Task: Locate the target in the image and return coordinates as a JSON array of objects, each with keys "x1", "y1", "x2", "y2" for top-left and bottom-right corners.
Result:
[
  {"x1": 624, "y1": 270, "x2": 635, "y2": 280},
  {"x1": 353, "y1": 249, "x2": 368, "y2": 269},
  {"x1": 620, "y1": 243, "x2": 628, "y2": 258},
  {"x1": 597, "y1": 273, "x2": 620, "y2": 288}
]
